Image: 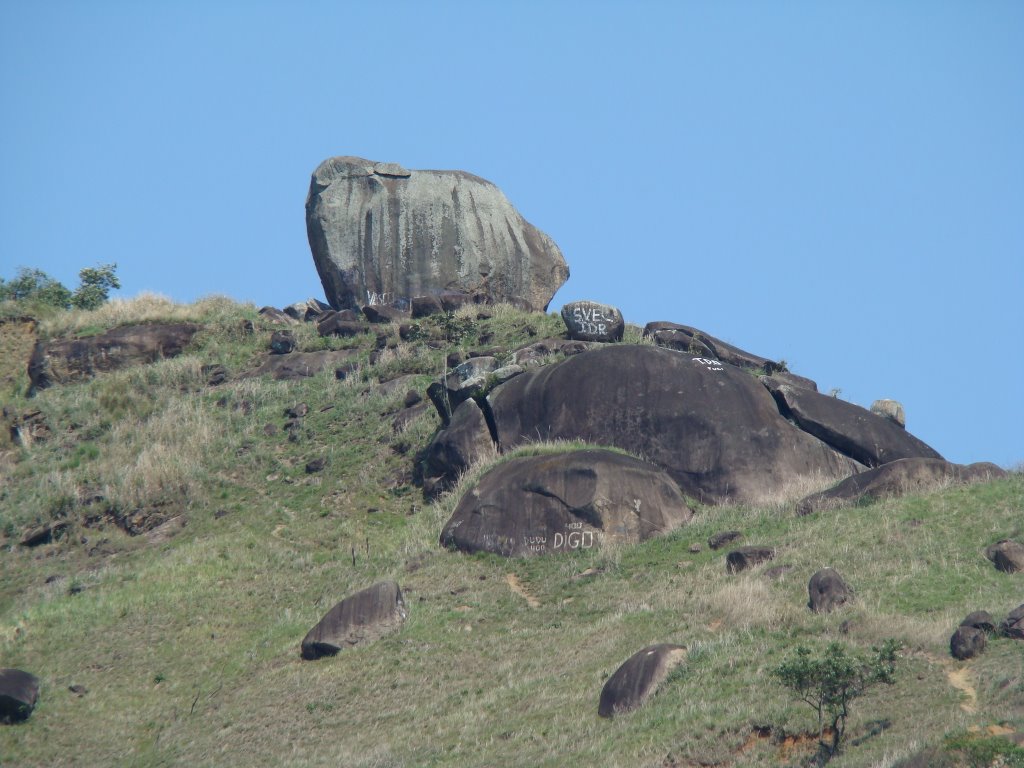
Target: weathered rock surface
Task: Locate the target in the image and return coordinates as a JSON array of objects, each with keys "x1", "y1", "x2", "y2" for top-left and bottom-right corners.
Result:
[
  {"x1": 598, "y1": 644, "x2": 687, "y2": 717},
  {"x1": 440, "y1": 450, "x2": 693, "y2": 557},
  {"x1": 258, "y1": 306, "x2": 298, "y2": 325},
  {"x1": 285, "y1": 298, "x2": 331, "y2": 322},
  {"x1": 29, "y1": 323, "x2": 200, "y2": 391},
  {"x1": 796, "y1": 458, "x2": 1007, "y2": 515},
  {"x1": 1001, "y1": 604, "x2": 1024, "y2": 639},
  {"x1": 960, "y1": 611, "x2": 996, "y2": 633},
  {"x1": 411, "y1": 291, "x2": 477, "y2": 318},
  {"x1": 301, "y1": 581, "x2": 407, "y2": 660},
  {"x1": 269, "y1": 330, "x2": 296, "y2": 354},
  {"x1": 950, "y1": 626, "x2": 987, "y2": 660},
  {"x1": 808, "y1": 568, "x2": 853, "y2": 612},
  {"x1": 643, "y1": 322, "x2": 786, "y2": 375},
  {"x1": 985, "y1": 540, "x2": 1024, "y2": 574},
  {"x1": 421, "y1": 398, "x2": 495, "y2": 493},
  {"x1": 561, "y1": 300, "x2": 624, "y2": 342},
  {"x1": 0, "y1": 668, "x2": 39, "y2": 723},
  {"x1": 244, "y1": 349, "x2": 360, "y2": 381},
  {"x1": 726, "y1": 546, "x2": 776, "y2": 573},
  {"x1": 305, "y1": 156, "x2": 569, "y2": 311},
  {"x1": 317, "y1": 314, "x2": 369, "y2": 338},
  {"x1": 510, "y1": 338, "x2": 594, "y2": 367},
  {"x1": 764, "y1": 381, "x2": 942, "y2": 468},
  {"x1": 486, "y1": 345, "x2": 861, "y2": 505},
  {"x1": 871, "y1": 399, "x2": 906, "y2": 428}
]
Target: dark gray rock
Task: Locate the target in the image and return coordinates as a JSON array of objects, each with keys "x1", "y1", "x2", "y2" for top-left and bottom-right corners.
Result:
[
  {"x1": 29, "y1": 323, "x2": 201, "y2": 391},
  {"x1": 285, "y1": 298, "x2": 331, "y2": 322},
  {"x1": 0, "y1": 668, "x2": 39, "y2": 723},
  {"x1": 796, "y1": 458, "x2": 1005, "y2": 515},
  {"x1": 306, "y1": 156, "x2": 569, "y2": 311},
  {"x1": 487, "y1": 345, "x2": 860, "y2": 506},
  {"x1": 362, "y1": 304, "x2": 410, "y2": 324},
  {"x1": 598, "y1": 644, "x2": 687, "y2": 717},
  {"x1": 1001, "y1": 604, "x2": 1024, "y2": 639},
  {"x1": 950, "y1": 626, "x2": 987, "y2": 660},
  {"x1": 301, "y1": 581, "x2": 407, "y2": 660},
  {"x1": 985, "y1": 540, "x2": 1024, "y2": 574},
  {"x1": 561, "y1": 300, "x2": 625, "y2": 342},
  {"x1": 421, "y1": 399, "x2": 494, "y2": 496},
  {"x1": 764, "y1": 381, "x2": 942, "y2": 468},
  {"x1": 960, "y1": 611, "x2": 996, "y2": 633},
  {"x1": 317, "y1": 314, "x2": 370, "y2": 338},
  {"x1": 808, "y1": 568, "x2": 853, "y2": 612},
  {"x1": 269, "y1": 330, "x2": 296, "y2": 355},
  {"x1": 643, "y1": 322, "x2": 785, "y2": 375},
  {"x1": 440, "y1": 450, "x2": 693, "y2": 557},
  {"x1": 726, "y1": 546, "x2": 776, "y2": 573},
  {"x1": 411, "y1": 291, "x2": 477, "y2": 318}
]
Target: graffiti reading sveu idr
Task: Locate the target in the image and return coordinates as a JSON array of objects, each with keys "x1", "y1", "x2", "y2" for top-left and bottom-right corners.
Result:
[{"x1": 571, "y1": 305, "x2": 610, "y2": 336}]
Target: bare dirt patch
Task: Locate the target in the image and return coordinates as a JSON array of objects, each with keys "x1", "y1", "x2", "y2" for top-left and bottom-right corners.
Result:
[{"x1": 505, "y1": 573, "x2": 540, "y2": 608}]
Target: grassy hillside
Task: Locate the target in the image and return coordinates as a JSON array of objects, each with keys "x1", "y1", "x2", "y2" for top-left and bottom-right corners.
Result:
[{"x1": 1, "y1": 295, "x2": 1021, "y2": 768}]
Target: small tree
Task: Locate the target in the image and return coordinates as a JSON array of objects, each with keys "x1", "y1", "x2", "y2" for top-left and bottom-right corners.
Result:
[
  {"x1": 0, "y1": 267, "x2": 72, "y2": 308},
  {"x1": 773, "y1": 640, "x2": 899, "y2": 761},
  {"x1": 71, "y1": 263, "x2": 120, "y2": 310}
]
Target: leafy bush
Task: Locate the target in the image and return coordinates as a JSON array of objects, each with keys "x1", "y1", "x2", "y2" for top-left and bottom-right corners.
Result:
[{"x1": 773, "y1": 639, "x2": 900, "y2": 761}]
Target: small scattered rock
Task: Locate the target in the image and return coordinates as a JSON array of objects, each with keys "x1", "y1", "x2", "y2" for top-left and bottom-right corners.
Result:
[
  {"x1": 598, "y1": 644, "x2": 687, "y2": 717},
  {"x1": 362, "y1": 305, "x2": 409, "y2": 324},
  {"x1": 688, "y1": 543, "x2": 702, "y2": 553},
  {"x1": 0, "y1": 668, "x2": 40, "y2": 723},
  {"x1": 808, "y1": 568, "x2": 853, "y2": 613},
  {"x1": 19, "y1": 521, "x2": 68, "y2": 548},
  {"x1": 950, "y1": 626, "x2": 987, "y2": 660},
  {"x1": 202, "y1": 364, "x2": 228, "y2": 386},
  {"x1": 403, "y1": 390, "x2": 422, "y2": 408},
  {"x1": 305, "y1": 458, "x2": 326, "y2": 474},
  {"x1": 269, "y1": 330, "x2": 297, "y2": 355},
  {"x1": 708, "y1": 530, "x2": 742, "y2": 550},
  {"x1": 258, "y1": 306, "x2": 298, "y2": 325},
  {"x1": 285, "y1": 403, "x2": 309, "y2": 419},
  {"x1": 263, "y1": 424, "x2": 279, "y2": 437},
  {"x1": 726, "y1": 546, "x2": 776, "y2": 573},
  {"x1": 68, "y1": 684, "x2": 87, "y2": 697}
]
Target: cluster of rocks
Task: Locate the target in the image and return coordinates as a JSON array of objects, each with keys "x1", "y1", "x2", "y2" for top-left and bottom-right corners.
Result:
[{"x1": 949, "y1": 604, "x2": 1024, "y2": 660}]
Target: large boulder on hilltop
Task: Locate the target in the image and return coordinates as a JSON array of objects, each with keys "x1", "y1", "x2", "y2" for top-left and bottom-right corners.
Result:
[
  {"x1": 795, "y1": 458, "x2": 1005, "y2": 515},
  {"x1": 485, "y1": 345, "x2": 861, "y2": 505},
  {"x1": 440, "y1": 450, "x2": 694, "y2": 557},
  {"x1": 305, "y1": 156, "x2": 569, "y2": 311},
  {"x1": 29, "y1": 323, "x2": 200, "y2": 391},
  {"x1": 764, "y1": 380, "x2": 942, "y2": 468}
]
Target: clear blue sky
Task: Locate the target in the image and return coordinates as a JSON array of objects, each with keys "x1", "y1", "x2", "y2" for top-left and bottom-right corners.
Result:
[{"x1": 2, "y1": 2, "x2": 1021, "y2": 468}]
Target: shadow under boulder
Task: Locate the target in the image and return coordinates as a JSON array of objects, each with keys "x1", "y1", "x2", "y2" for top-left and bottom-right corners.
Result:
[{"x1": 440, "y1": 449, "x2": 694, "y2": 557}]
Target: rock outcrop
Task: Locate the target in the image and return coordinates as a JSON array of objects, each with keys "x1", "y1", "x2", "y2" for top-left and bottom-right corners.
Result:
[
  {"x1": 598, "y1": 644, "x2": 687, "y2": 717},
  {"x1": 29, "y1": 323, "x2": 200, "y2": 391},
  {"x1": 484, "y1": 345, "x2": 861, "y2": 505},
  {"x1": 985, "y1": 540, "x2": 1024, "y2": 574},
  {"x1": 440, "y1": 450, "x2": 694, "y2": 557},
  {"x1": 763, "y1": 381, "x2": 942, "y2": 468},
  {"x1": 305, "y1": 156, "x2": 569, "y2": 312},
  {"x1": 301, "y1": 581, "x2": 407, "y2": 660},
  {"x1": 796, "y1": 458, "x2": 1006, "y2": 515}
]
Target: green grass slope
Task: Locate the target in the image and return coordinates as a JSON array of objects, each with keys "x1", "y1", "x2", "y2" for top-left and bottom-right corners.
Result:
[{"x1": 1, "y1": 295, "x2": 1021, "y2": 768}]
